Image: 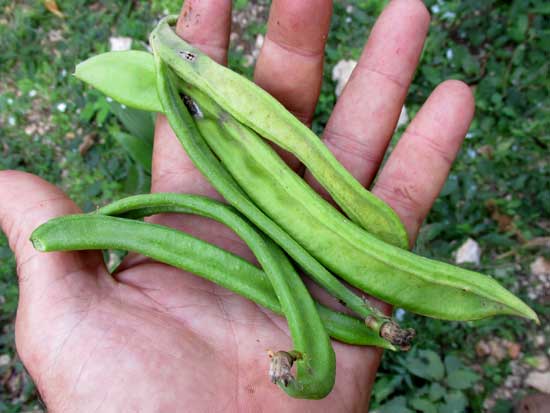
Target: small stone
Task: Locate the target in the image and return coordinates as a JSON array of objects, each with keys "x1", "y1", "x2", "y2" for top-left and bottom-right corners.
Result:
[
  {"x1": 0, "y1": 354, "x2": 10, "y2": 366},
  {"x1": 48, "y1": 29, "x2": 63, "y2": 42},
  {"x1": 489, "y1": 340, "x2": 507, "y2": 362},
  {"x1": 255, "y1": 34, "x2": 264, "y2": 50},
  {"x1": 396, "y1": 106, "x2": 409, "y2": 129},
  {"x1": 109, "y1": 36, "x2": 133, "y2": 52},
  {"x1": 531, "y1": 257, "x2": 550, "y2": 277},
  {"x1": 525, "y1": 371, "x2": 550, "y2": 394},
  {"x1": 24, "y1": 124, "x2": 37, "y2": 135},
  {"x1": 331, "y1": 59, "x2": 357, "y2": 97},
  {"x1": 507, "y1": 342, "x2": 521, "y2": 359},
  {"x1": 455, "y1": 238, "x2": 481, "y2": 265},
  {"x1": 534, "y1": 335, "x2": 546, "y2": 348},
  {"x1": 476, "y1": 340, "x2": 491, "y2": 357},
  {"x1": 531, "y1": 355, "x2": 550, "y2": 371}
]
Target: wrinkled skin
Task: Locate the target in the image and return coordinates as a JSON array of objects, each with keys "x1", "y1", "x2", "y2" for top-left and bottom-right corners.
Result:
[{"x1": 0, "y1": 0, "x2": 474, "y2": 411}]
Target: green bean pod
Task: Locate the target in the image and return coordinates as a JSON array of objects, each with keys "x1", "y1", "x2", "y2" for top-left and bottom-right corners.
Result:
[
  {"x1": 155, "y1": 57, "x2": 338, "y2": 399},
  {"x1": 31, "y1": 211, "x2": 395, "y2": 351},
  {"x1": 149, "y1": 15, "x2": 409, "y2": 250},
  {"x1": 95, "y1": 193, "x2": 396, "y2": 349},
  {"x1": 151, "y1": 44, "x2": 403, "y2": 340},
  {"x1": 177, "y1": 84, "x2": 538, "y2": 324},
  {"x1": 31, "y1": 211, "x2": 336, "y2": 399}
]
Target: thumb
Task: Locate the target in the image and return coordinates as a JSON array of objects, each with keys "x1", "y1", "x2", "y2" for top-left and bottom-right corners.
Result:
[{"x1": 0, "y1": 170, "x2": 107, "y2": 314}]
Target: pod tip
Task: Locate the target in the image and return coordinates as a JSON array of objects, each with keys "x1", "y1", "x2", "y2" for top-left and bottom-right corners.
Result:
[{"x1": 29, "y1": 235, "x2": 45, "y2": 252}]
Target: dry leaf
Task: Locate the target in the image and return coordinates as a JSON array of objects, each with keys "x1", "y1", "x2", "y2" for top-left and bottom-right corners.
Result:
[{"x1": 44, "y1": 0, "x2": 64, "y2": 18}]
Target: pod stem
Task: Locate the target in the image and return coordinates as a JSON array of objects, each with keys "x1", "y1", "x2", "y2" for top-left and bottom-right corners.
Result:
[
  {"x1": 268, "y1": 350, "x2": 302, "y2": 387},
  {"x1": 378, "y1": 320, "x2": 416, "y2": 351}
]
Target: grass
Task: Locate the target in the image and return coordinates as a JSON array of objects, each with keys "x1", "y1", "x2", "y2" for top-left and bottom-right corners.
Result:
[{"x1": 0, "y1": 0, "x2": 548, "y2": 411}]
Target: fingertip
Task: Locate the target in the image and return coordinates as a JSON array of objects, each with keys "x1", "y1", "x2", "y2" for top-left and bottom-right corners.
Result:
[
  {"x1": 0, "y1": 170, "x2": 80, "y2": 261},
  {"x1": 436, "y1": 79, "x2": 476, "y2": 122},
  {"x1": 385, "y1": 0, "x2": 431, "y2": 31}
]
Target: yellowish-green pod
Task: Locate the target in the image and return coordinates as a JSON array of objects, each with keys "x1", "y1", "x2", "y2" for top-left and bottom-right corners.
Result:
[
  {"x1": 181, "y1": 85, "x2": 538, "y2": 324},
  {"x1": 150, "y1": 15, "x2": 409, "y2": 250},
  {"x1": 154, "y1": 56, "x2": 337, "y2": 398}
]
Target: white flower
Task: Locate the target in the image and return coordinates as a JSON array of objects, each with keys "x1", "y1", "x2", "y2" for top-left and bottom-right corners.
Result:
[
  {"x1": 446, "y1": 48, "x2": 454, "y2": 60},
  {"x1": 57, "y1": 102, "x2": 67, "y2": 112},
  {"x1": 8, "y1": 116, "x2": 16, "y2": 126},
  {"x1": 28, "y1": 89, "x2": 37, "y2": 97}
]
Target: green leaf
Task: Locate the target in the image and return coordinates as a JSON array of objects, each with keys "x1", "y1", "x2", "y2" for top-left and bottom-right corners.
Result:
[
  {"x1": 446, "y1": 369, "x2": 479, "y2": 390},
  {"x1": 377, "y1": 396, "x2": 414, "y2": 413},
  {"x1": 438, "y1": 391, "x2": 467, "y2": 413},
  {"x1": 110, "y1": 101, "x2": 155, "y2": 143},
  {"x1": 112, "y1": 132, "x2": 153, "y2": 173},
  {"x1": 372, "y1": 375, "x2": 403, "y2": 404},
  {"x1": 124, "y1": 161, "x2": 151, "y2": 194},
  {"x1": 406, "y1": 349, "x2": 445, "y2": 381},
  {"x1": 428, "y1": 382, "x2": 446, "y2": 402},
  {"x1": 444, "y1": 355, "x2": 463, "y2": 374},
  {"x1": 75, "y1": 51, "x2": 163, "y2": 113},
  {"x1": 411, "y1": 397, "x2": 438, "y2": 413}
]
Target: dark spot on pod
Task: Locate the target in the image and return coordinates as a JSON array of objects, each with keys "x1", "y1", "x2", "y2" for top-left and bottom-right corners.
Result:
[{"x1": 178, "y1": 50, "x2": 197, "y2": 62}]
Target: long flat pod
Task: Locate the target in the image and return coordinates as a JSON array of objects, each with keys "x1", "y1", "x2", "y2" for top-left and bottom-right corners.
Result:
[
  {"x1": 154, "y1": 57, "x2": 337, "y2": 399},
  {"x1": 183, "y1": 87, "x2": 538, "y2": 323},
  {"x1": 95, "y1": 194, "x2": 396, "y2": 348},
  {"x1": 149, "y1": 15, "x2": 409, "y2": 250},
  {"x1": 151, "y1": 47, "x2": 398, "y2": 337},
  {"x1": 31, "y1": 213, "x2": 394, "y2": 350}
]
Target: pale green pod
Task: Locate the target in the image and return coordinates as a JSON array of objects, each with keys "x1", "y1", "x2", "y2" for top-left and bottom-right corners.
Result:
[
  {"x1": 150, "y1": 15, "x2": 409, "y2": 250},
  {"x1": 154, "y1": 56, "x2": 337, "y2": 398},
  {"x1": 181, "y1": 85, "x2": 538, "y2": 324}
]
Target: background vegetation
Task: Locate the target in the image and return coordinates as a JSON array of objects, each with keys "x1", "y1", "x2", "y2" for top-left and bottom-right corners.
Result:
[{"x1": 0, "y1": 0, "x2": 548, "y2": 411}]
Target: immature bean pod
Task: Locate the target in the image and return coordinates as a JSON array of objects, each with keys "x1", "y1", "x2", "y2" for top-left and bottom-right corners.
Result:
[
  {"x1": 74, "y1": 51, "x2": 401, "y2": 336},
  {"x1": 150, "y1": 46, "x2": 406, "y2": 344},
  {"x1": 150, "y1": 15, "x2": 409, "y2": 249},
  {"x1": 33, "y1": 211, "x2": 336, "y2": 399},
  {"x1": 155, "y1": 57, "x2": 337, "y2": 398},
  {"x1": 96, "y1": 193, "x2": 397, "y2": 349},
  {"x1": 148, "y1": 20, "x2": 538, "y2": 324},
  {"x1": 179, "y1": 86, "x2": 538, "y2": 323},
  {"x1": 31, "y1": 210, "x2": 395, "y2": 350}
]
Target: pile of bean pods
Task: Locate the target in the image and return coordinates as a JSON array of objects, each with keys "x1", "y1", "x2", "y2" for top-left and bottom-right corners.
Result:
[{"x1": 30, "y1": 16, "x2": 538, "y2": 399}]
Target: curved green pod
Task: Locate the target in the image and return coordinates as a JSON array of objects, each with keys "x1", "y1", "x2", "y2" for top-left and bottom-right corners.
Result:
[
  {"x1": 95, "y1": 193, "x2": 396, "y2": 350},
  {"x1": 181, "y1": 86, "x2": 538, "y2": 324},
  {"x1": 30, "y1": 211, "x2": 395, "y2": 351},
  {"x1": 154, "y1": 57, "x2": 336, "y2": 399},
  {"x1": 151, "y1": 49, "x2": 395, "y2": 335},
  {"x1": 149, "y1": 15, "x2": 409, "y2": 250}
]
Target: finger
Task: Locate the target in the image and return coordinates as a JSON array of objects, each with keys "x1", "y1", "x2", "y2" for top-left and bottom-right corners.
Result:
[
  {"x1": 254, "y1": 0, "x2": 332, "y2": 169},
  {"x1": 305, "y1": 0, "x2": 430, "y2": 191},
  {"x1": 151, "y1": 0, "x2": 232, "y2": 196},
  {"x1": 176, "y1": 0, "x2": 232, "y2": 65},
  {"x1": 0, "y1": 170, "x2": 109, "y2": 307},
  {"x1": 373, "y1": 80, "x2": 475, "y2": 244},
  {"x1": 255, "y1": 0, "x2": 332, "y2": 125}
]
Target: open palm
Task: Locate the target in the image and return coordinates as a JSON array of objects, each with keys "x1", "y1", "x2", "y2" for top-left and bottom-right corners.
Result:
[{"x1": 0, "y1": 0, "x2": 475, "y2": 411}]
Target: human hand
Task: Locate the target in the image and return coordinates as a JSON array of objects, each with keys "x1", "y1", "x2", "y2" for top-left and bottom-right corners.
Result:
[{"x1": 0, "y1": 0, "x2": 474, "y2": 411}]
